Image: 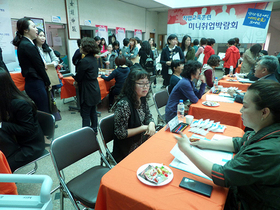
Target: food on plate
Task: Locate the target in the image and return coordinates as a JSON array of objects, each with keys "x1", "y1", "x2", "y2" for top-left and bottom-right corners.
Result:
[{"x1": 138, "y1": 164, "x2": 171, "y2": 184}]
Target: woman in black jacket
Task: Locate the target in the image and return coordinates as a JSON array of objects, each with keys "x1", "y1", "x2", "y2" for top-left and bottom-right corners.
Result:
[
  {"x1": 0, "y1": 68, "x2": 45, "y2": 172},
  {"x1": 12, "y1": 18, "x2": 51, "y2": 113},
  {"x1": 73, "y1": 37, "x2": 100, "y2": 133},
  {"x1": 160, "y1": 34, "x2": 184, "y2": 88}
]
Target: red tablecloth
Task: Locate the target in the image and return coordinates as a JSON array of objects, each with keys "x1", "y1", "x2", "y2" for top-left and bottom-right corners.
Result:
[
  {"x1": 0, "y1": 151, "x2": 18, "y2": 195},
  {"x1": 10, "y1": 72, "x2": 25, "y2": 91},
  {"x1": 235, "y1": 63, "x2": 242, "y2": 73},
  {"x1": 95, "y1": 124, "x2": 244, "y2": 210},
  {"x1": 218, "y1": 75, "x2": 251, "y2": 91},
  {"x1": 188, "y1": 92, "x2": 244, "y2": 129},
  {"x1": 60, "y1": 77, "x2": 115, "y2": 100}
]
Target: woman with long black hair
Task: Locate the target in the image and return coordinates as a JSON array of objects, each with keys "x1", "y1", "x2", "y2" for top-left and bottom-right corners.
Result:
[{"x1": 12, "y1": 18, "x2": 51, "y2": 113}]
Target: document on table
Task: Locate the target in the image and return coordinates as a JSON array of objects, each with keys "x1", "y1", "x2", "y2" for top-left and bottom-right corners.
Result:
[
  {"x1": 206, "y1": 94, "x2": 235, "y2": 103},
  {"x1": 170, "y1": 134, "x2": 233, "y2": 180}
]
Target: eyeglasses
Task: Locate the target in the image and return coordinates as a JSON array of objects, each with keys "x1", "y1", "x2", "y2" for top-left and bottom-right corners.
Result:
[{"x1": 136, "y1": 82, "x2": 151, "y2": 88}]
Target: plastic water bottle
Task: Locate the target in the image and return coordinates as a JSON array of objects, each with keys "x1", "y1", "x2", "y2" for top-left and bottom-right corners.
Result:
[
  {"x1": 214, "y1": 77, "x2": 218, "y2": 90},
  {"x1": 229, "y1": 66, "x2": 234, "y2": 77},
  {"x1": 177, "y1": 99, "x2": 185, "y2": 122}
]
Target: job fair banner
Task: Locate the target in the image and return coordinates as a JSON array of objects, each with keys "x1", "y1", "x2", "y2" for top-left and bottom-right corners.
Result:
[
  {"x1": 116, "y1": 27, "x2": 125, "y2": 48},
  {"x1": 95, "y1": 25, "x2": 108, "y2": 44},
  {"x1": 167, "y1": 2, "x2": 273, "y2": 43},
  {"x1": 134, "y1": 29, "x2": 142, "y2": 40}
]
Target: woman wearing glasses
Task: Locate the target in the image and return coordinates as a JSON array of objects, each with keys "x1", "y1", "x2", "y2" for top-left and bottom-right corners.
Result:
[{"x1": 112, "y1": 69, "x2": 155, "y2": 163}]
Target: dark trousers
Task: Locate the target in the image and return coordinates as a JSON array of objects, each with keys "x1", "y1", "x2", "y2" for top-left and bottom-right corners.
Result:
[
  {"x1": 153, "y1": 66, "x2": 157, "y2": 84},
  {"x1": 224, "y1": 68, "x2": 236, "y2": 75},
  {"x1": 109, "y1": 87, "x2": 119, "y2": 107},
  {"x1": 25, "y1": 79, "x2": 50, "y2": 113},
  {"x1": 80, "y1": 103, "x2": 98, "y2": 133},
  {"x1": 163, "y1": 74, "x2": 171, "y2": 86}
]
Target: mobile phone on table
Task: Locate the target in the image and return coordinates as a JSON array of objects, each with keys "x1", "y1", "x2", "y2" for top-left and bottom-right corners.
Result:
[{"x1": 179, "y1": 177, "x2": 213, "y2": 197}]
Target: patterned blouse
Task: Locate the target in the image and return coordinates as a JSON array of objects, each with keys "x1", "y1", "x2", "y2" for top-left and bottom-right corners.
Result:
[{"x1": 114, "y1": 99, "x2": 154, "y2": 153}]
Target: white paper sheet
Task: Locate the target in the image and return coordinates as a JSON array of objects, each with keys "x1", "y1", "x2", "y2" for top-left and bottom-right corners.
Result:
[
  {"x1": 170, "y1": 134, "x2": 233, "y2": 179},
  {"x1": 206, "y1": 95, "x2": 234, "y2": 103},
  {"x1": 173, "y1": 52, "x2": 180, "y2": 60}
]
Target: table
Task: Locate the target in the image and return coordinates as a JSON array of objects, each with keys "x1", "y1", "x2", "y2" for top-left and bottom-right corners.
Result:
[
  {"x1": 61, "y1": 77, "x2": 115, "y2": 100},
  {"x1": 188, "y1": 92, "x2": 244, "y2": 129},
  {"x1": 218, "y1": 75, "x2": 251, "y2": 91},
  {"x1": 0, "y1": 151, "x2": 18, "y2": 195},
  {"x1": 10, "y1": 72, "x2": 25, "y2": 91},
  {"x1": 95, "y1": 124, "x2": 244, "y2": 210}
]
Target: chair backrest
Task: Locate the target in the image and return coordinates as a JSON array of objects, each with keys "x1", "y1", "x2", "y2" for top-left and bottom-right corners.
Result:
[
  {"x1": 153, "y1": 89, "x2": 169, "y2": 110},
  {"x1": 99, "y1": 114, "x2": 114, "y2": 145},
  {"x1": 37, "y1": 111, "x2": 55, "y2": 139},
  {"x1": 50, "y1": 127, "x2": 100, "y2": 171}
]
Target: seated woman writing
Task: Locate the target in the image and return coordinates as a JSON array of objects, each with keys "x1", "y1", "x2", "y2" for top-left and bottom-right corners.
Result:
[
  {"x1": 101, "y1": 55, "x2": 130, "y2": 110},
  {"x1": 175, "y1": 79, "x2": 280, "y2": 210},
  {"x1": 165, "y1": 60, "x2": 206, "y2": 122},
  {"x1": 0, "y1": 68, "x2": 45, "y2": 172},
  {"x1": 112, "y1": 69, "x2": 155, "y2": 163}
]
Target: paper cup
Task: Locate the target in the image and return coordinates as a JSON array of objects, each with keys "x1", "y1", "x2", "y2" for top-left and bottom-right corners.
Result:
[
  {"x1": 218, "y1": 85, "x2": 223, "y2": 90},
  {"x1": 185, "y1": 115, "x2": 194, "y2": 124}
]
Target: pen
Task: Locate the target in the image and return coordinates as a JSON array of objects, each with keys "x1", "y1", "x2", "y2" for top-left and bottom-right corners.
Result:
[
  {"x1": 180, "y1": 125, "x2": 188, "y2": 132},
  {"x1": 175, "y1": 125, "x2": 182, "y2": 133}
]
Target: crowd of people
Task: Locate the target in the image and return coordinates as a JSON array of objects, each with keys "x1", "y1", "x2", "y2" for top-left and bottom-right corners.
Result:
[{"x1": 1, "y1": 16, "x2": 280, "y2": 209}]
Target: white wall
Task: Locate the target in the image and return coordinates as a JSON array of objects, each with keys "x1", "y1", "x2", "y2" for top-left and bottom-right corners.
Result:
[
  {"x1": 158, "y1": 11, "x2": 168, "y2": 34},
  {"x1": 267, "y1": 25, "x2": 280, "y2": 55}
]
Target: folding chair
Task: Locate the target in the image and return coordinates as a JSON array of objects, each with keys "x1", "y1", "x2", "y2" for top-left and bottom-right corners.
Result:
[
  {"x1": 153, "y1": 89, "x2": 169, "y2": 125},
  {"x1": 50, "y1": 127, "x2": 111, "y2": 210},
  {"x1": 98, "y1": 114, "x2": 117, "y2": 167},
  {"x1": 0, "y1": 174, "x2": 53, "y2": 210},
  {"x1": 13, "y1": 111, "x2": 55, "y2": 175}
]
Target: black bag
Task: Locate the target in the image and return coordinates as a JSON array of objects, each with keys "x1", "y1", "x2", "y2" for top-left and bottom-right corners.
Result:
[
  {"x1": 144, "y1": 53, "x2": 154, "y2": 72},
  {"x1": 47, "y1": 90, "x2": 62, "y2": 121}
]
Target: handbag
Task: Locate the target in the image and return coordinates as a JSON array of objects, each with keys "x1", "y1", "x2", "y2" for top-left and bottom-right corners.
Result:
[{"x1": 47, "y1": 90, "x2": 62, "y2": 121}]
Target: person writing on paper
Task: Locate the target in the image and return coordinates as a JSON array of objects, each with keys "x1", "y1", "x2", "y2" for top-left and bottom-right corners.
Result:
[
  {"x1": 160, "y1": 34, "x2": 184, "y2": 88},
  {"x1": 73, "y1": 37, "x2": 101, "y2": 133},
  {"x1": 165, "y1": 60, "x2": 206, "y2": 123},
  {"x1": 12, "y1": 18, "x2": 51, "y2": 113},
  {"x1": 0, "y1": 68, "x2": 45, "y2": 172},
  {"x1": 112, "y1": 69, "x2": 155, "y2": 163},
  {"x1": 227, "y1": 55, "x2": 279, "y2": 103},
  {"x1": 175, "y1": 80, "x2": 280, "y2": 210}
]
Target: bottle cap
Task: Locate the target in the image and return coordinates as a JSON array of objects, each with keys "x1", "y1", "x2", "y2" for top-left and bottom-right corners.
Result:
[{"x1": 179, "y1": 99, "x2": 183, "y2": 103}]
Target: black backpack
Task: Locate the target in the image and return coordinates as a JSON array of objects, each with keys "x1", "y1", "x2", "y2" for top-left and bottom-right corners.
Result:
[{"x1": 144, "y1": 53, "x2": 154, "y2": 72}]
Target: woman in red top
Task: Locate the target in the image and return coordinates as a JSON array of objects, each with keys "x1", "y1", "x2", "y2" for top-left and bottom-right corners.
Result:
[{"x1": 223, "y1": 38, "x2": 240, "y2": 75}]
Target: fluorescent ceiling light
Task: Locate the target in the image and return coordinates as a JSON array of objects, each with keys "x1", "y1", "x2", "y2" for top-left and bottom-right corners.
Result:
[{"x1": 153, "y1": 0, "x2": 278, "y2": 8}]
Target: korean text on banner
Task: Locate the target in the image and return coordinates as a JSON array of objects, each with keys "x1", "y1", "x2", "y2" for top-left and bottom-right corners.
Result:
[{"x1": 167, "y1": 2, "x2": 273, "y2": 43}]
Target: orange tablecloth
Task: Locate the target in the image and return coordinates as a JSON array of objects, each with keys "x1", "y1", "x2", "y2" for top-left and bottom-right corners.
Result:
[
  {"x1": 218, "y1": 75, "x2": 251, "y2": 91},
  {"x1": 95, "y1": 124, "x2": 244, "y2": 210},
  {"x1": 235, "y1": 63, "x2": 241, "y2": 73},
  {"x1": 188, "y1": 92, "x2": 244, "y2": 129},
  {"x1": 10, "y1": 72, "x2": 25, "y2": 91},
  {"x1": 0, "y1": 151, "x2": 18, "y2": 195},
  {"x1": 61, "y1": 77, "x2": 115, "y2": 100}
]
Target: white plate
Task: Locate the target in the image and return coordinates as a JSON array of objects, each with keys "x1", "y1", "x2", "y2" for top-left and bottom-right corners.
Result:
[
  {"x1": 202, "y1": 101, "x2": 220, "y2": 107},
  {"x1": 137, "y1": 163, "x2": 174, "y2": 186}
]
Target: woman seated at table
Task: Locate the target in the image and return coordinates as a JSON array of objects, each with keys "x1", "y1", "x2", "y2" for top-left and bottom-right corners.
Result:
[
  {"x1": 201, "y1": 55, "x2": 220, "y2": 88},
  {"x1": 112, "y1": 69, "x2": 155, "y2": 163},
  {"x1": 0, "y1": 68, "x2": 45, "y2": 172},
  {"x1": 101, "y1": 55, "x2": 130, "y2": 110},
  {"x1": 73, "y1": 37, "x2": 101, "y2": 133},
  {"x1": 175, "y1": 80, "x2": 280, "y2": 210},
  {"x1": 240, "y1": 44, "x2": 262, "y2": 74},
  {"x1": 165, "y1": 60, "x2": 206, "y2": 123},
  {"x1": 169, "y1": 60, "x2": 183, "y2": 94}
]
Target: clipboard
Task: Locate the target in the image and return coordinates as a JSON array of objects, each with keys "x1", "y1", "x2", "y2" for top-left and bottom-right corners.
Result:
[{"x1": 46, "y1": 63, "x2": 60, "y2": 86}]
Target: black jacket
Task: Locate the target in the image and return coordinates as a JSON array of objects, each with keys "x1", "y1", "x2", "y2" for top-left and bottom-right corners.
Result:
[
  {"x1": 17, "y1": 37, "x2": 50, "y2": 86},
  {"x1": 73, "y1": 54, "x2": 101, "y2": 106}
]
